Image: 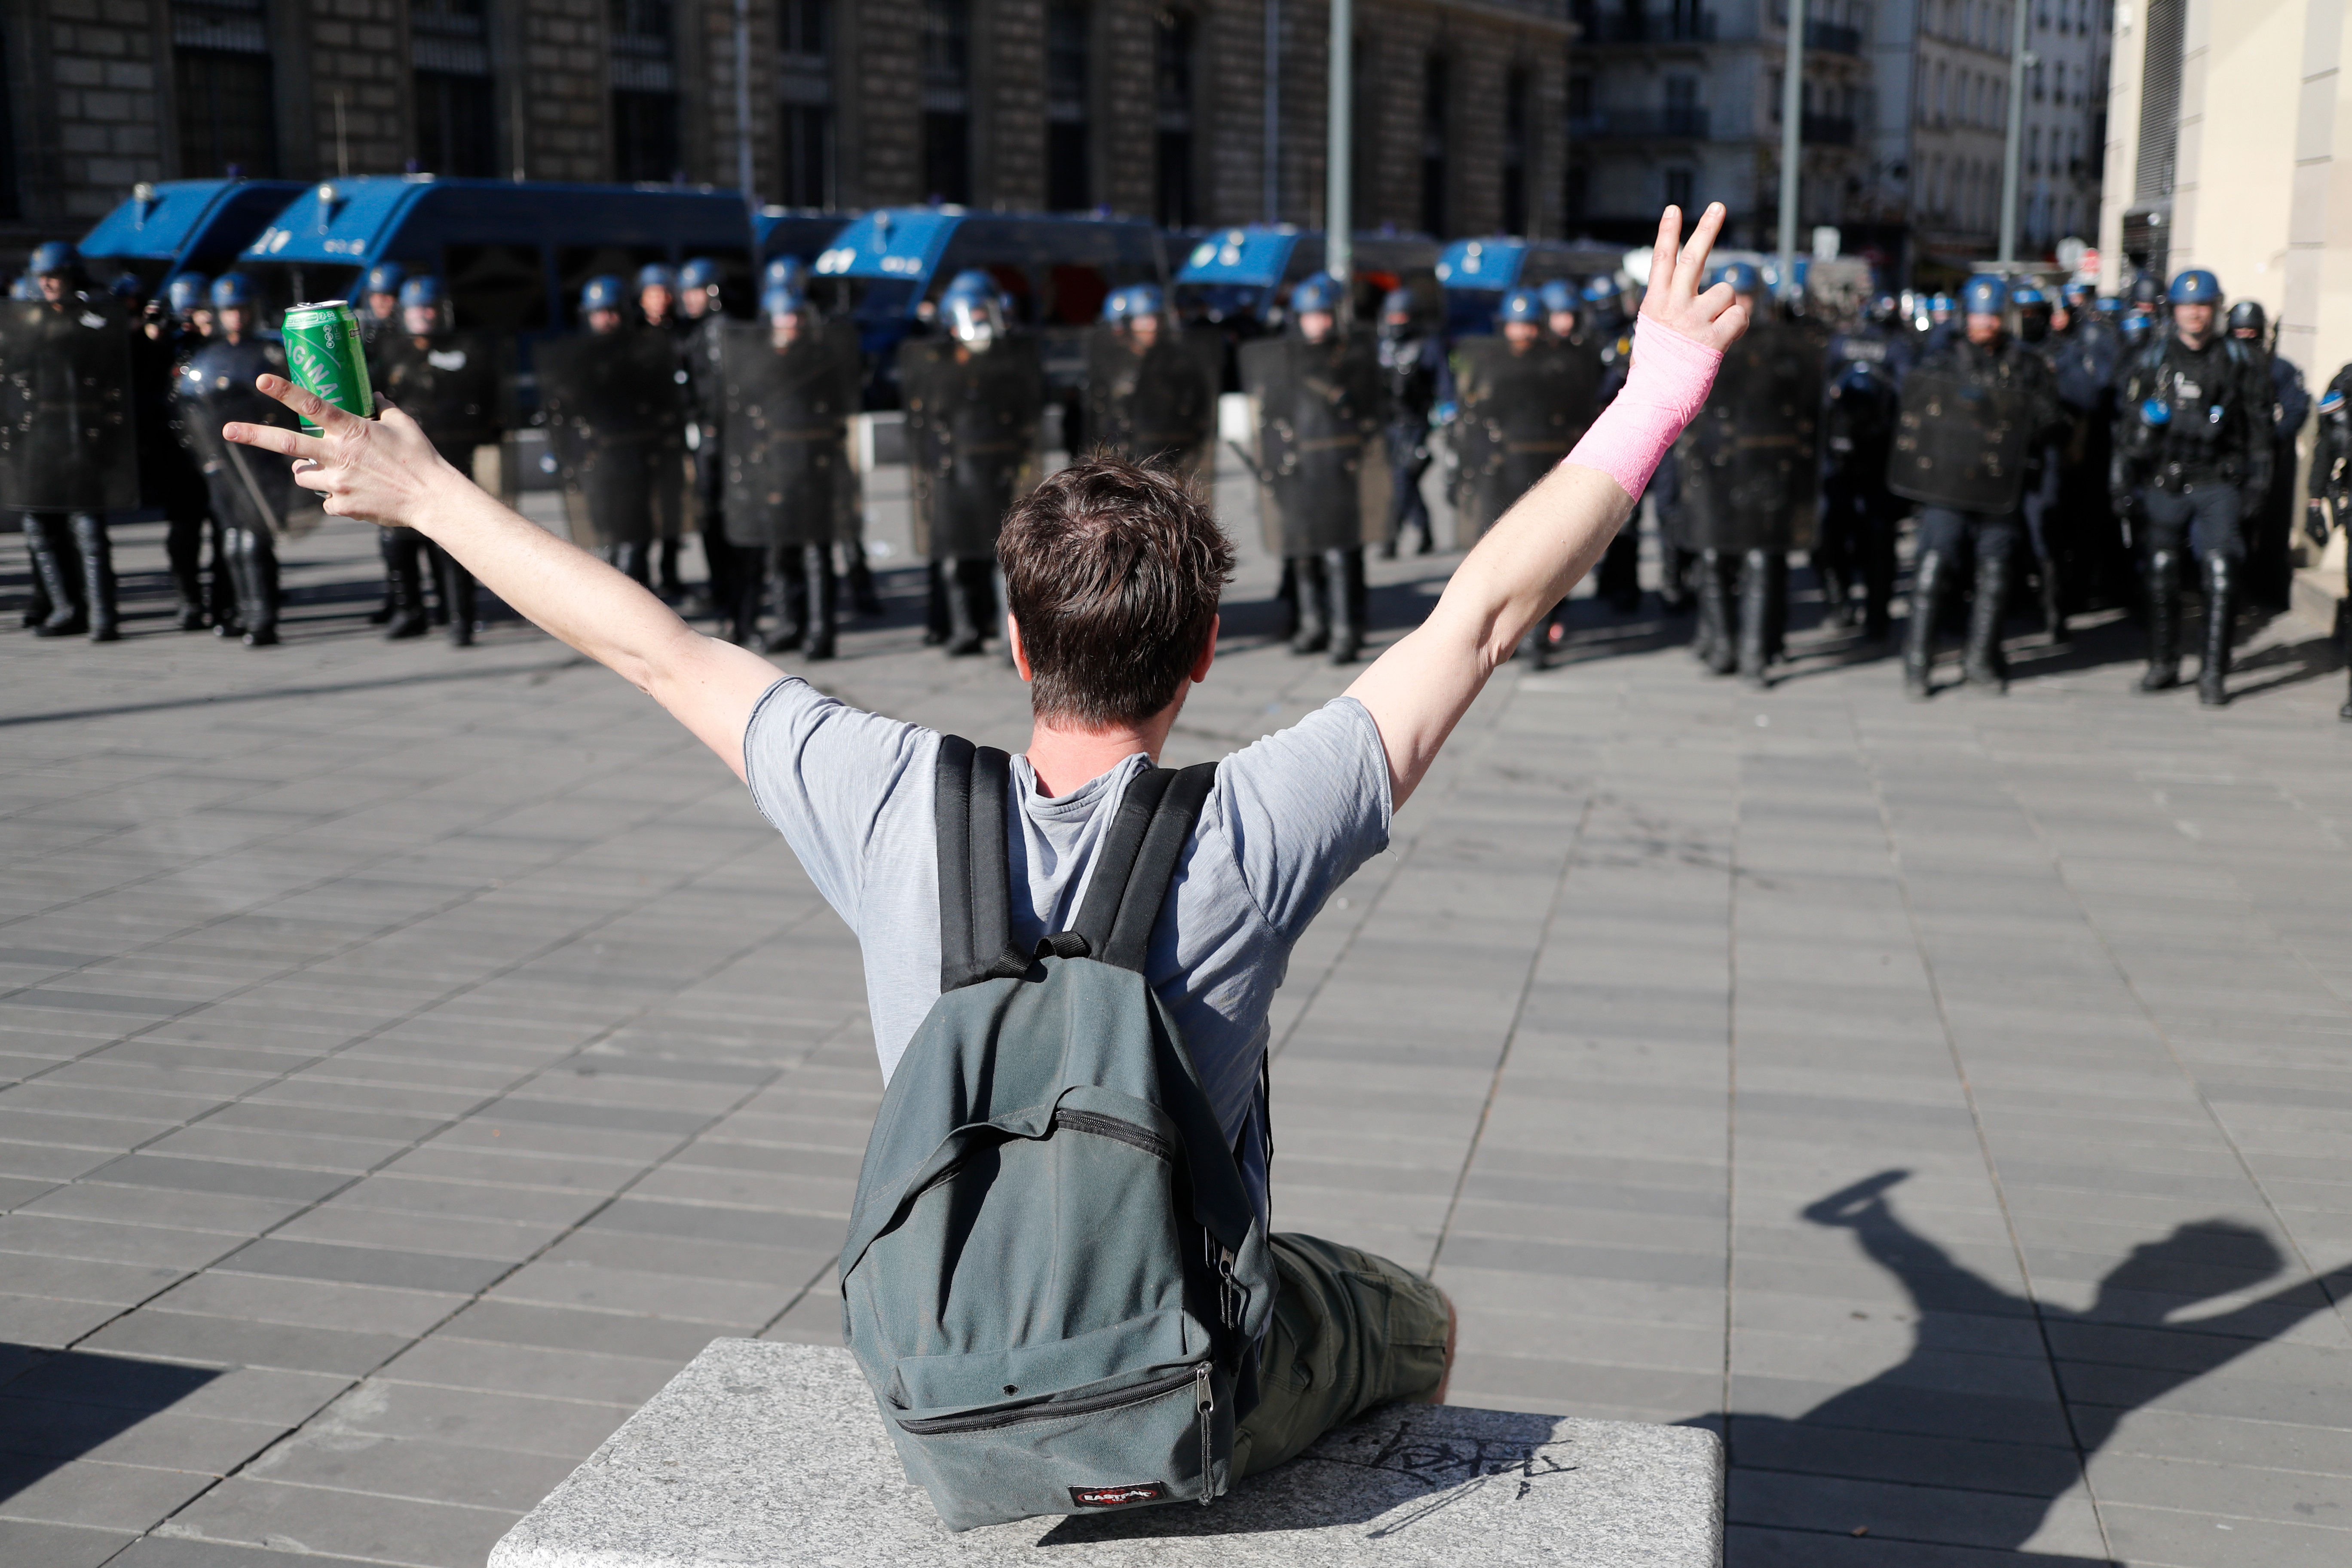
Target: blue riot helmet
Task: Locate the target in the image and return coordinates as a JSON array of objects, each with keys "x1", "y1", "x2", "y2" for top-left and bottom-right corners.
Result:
[
  {"x1": 761, "y1": 283, "x2": 809, "y2": 323},
  {"x1": 1717, "y1": 261, "x2": 1762, "y2": 296},
  {"x1": 635, "y1": 262, "x2": 677, "y2": 294},
  {"x1": 1960, "y1": 275, "x2": 2009, "y2": 316},
  {"x1": 7, "y1": 274, "x2": 31, "y2": 300},
  {"x1": 2095, "y1": 294, "x2": 2123, "y2": 316},
  {"x1": 28, "y1": 242, "x2": 80, "y2": 280},
  {"x1": 1498, "y1": 286, "x2": 1544, "y2": 326},
  {"x1": 1538, "y1": 279, "x2": 1578, "y2": 317},
  {"x1": 1099, "y1": 285, "x2": 1138, "y2": 326},
  {"x1": 398, "y1": 275, "x2": 445, "y2": 310},
  {"x1": 764, "y1": 255, "x2": 811, "y2": 294},
  {"x1": 1289, "y1": 273, "x2": 1342, "y2": 317},
  {"x1": 165, "y1": 272, "x2": 210, "y2": 318},
  {"x1": 2061, "y1": 279, "x2": 2095, "y2": 309},
  {"x1": 2168, "y1": 268, "x2": 2223, "y2": 306},
  {"x1": 1928, "y1": 292, "x2": 1955, "y2": 319},
  {"x1": 2120, "y1": 311, "x2": 2153, "y2": 348},
  {"x1": 1124, "y1": 282, "x2": 1164, "y2": 322},
  {"x1": 2129, "y1": 273, "x2": 2164, "y2": 309},
  {"x1": 209, "y1": 272, "x2": 257, "y2": 310},
  {"x1": 110, "y1": 271, "x2": 146, "y2": 307},
  {"x1": 943, "y1": 269, "x2": 997, "y2": 303},
  {"x1": 579, "y1": 274, "x2": 627, "y2": 316},
  {"x1": 678, "y1": 257, "x2": 722, "y2": 295},
  {"x1": 941, "y1": 280, "x2": 1004, "y2": 349},
  {"x1": 363, "y1": 261, "x2": 406, "y2": 300},
  {"x1": 2009, "y1": 283, "x2": 2046, "y2": 309},
  {"x1": 1583, "y1": 276, "x2": 1616, "y2": 303}
]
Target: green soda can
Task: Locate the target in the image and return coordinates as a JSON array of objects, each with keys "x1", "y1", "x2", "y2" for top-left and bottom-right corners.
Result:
[{"x1": 280, "y1": 299, "x2": 376, "y2": 430}]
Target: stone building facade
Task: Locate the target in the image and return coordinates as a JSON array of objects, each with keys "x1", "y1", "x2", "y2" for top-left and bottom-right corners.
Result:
[{"x1": 0, "y1": 0, "x2": 1574, "y2": 257}]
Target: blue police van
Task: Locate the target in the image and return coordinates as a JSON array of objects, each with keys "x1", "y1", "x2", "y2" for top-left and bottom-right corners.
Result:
[
  {"x1": 1171, "y1": 226, "x2": 1442, "y2": 330},
  {"x1": 756, "y1": 206, "x2": 854, "y2": 270},
  {"x1": 77, "y1": 178, "x2": 308, "y2": 291},
  {"x1": 1435, "y1": 236, "x2": 1627, "y2": 336},
  {"x1": 812, "y1": 206, "x2": 1165, "y2": 404}
]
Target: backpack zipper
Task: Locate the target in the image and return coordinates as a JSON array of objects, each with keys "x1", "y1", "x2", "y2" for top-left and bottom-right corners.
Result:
[
  {"x1": 1050, "y1": 1107, "x2": 1174, "y2": 1162},
  {"x1": 895, "y1": 1364, "x2": 1203, "y2": 1436},
  {"x1": 1196, "y1": 1361, "x2": 1215, "y2": 1505}
]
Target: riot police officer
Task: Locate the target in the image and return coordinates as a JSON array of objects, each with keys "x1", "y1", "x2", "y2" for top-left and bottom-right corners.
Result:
[
  {"x1": 2304, "y1": 364, "x2": 2352, "y2": 720},
  {"x1": 1919, "y1": 292, "x2": 1958, "y2": 358},
  {"x1": 1238, "y1": 273, "x2": 1386, "y2": 664},
  {"x1": 124, "y1": 268, "x2": 219, "y2": 633},
  {"x1": 2009, "y1": 284, "x2": 2073, "y2": 643},
  {"x1": 1557, "y1": 279, "x2": 1645, "y2": 616},
  {"x1": 2111, "y1": 269, "x2": 2273, "y2": 705},
  {"x1": 2044, "y1": 278, "x2": 2127, "y2": 628},
  {"x1": 1375, "y1": 288, "x2": 1447, "y2": 557},
  {"x1": 675, "y1": 256, "x2": 741, "y2": 623},
  {"x1": 537, "y1": 275, "x2": 687, "y2": 587},
  {"x1": 902, "y1": 270, "x2": 1044, "y2": 657},
  {"x1": 4, "y1": 242, "x2": 137, "y2": 641},
  {"x1": 627, "y1": 263, "x2": 693, "y2": 600},
  {"x1": 1887, "y1": 275, "x2": 2061, "y2": 698},
  {"x1": 1451, "y1": 285, "x2": 1601, "y2": 662},
  {"x1": 1085, "y1": 284, "x2": 1216, "y2": 484},
  {"x1": 711, "y1": 282, "x2": 859, "y2": 658},
  {"x1": 168, "y1": 272, "x2": 214, "y2": 343},
  {"x1": 173, "y1": 273, "x2": 297, "y2": 646},
  {"x1": 2226, "y1": 300, "x2": 2310, "y2": 609},
  {"x1": 1818, "y1": 305, "x2": 1905, "y2": 638},
  {"x1": 1669, "y1": 262, "x2": 1822, "y2": 686},
  {"x1": 371, "y1": 275, "x2": 501, "y2": 645},
  {"x1": 357, "y1": 263, "x2": 405, "y2": 349}
]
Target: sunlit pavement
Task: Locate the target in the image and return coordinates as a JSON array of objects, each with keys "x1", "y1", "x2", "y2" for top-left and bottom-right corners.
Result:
[{"x1": 2, "y1": 467, "x2": 2349, "y2": 1566}]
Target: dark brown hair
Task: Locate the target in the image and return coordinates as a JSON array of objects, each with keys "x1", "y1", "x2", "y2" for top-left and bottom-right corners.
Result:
[{"x1": 998, "y1": 455, "x2": 1234, "y2": 728}]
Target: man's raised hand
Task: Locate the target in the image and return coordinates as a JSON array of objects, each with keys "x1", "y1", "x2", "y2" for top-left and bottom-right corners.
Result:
[
  {"x1": 1642, "y1": 202, "x2": 1748, "y2": 354},
  {"x1": 223, "y1": 374, "x2": 453, "y2": 530}
]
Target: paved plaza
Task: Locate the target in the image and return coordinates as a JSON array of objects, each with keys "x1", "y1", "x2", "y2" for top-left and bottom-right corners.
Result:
[{"x1": 2, "y1": 466, "x2": 2350, "y2": 1568}]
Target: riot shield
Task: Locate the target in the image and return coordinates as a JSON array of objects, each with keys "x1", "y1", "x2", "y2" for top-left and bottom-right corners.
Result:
[
  {"x1": 1668, "y1": 325, "x2": 1822, "y2": 553},
  {"x1": 0, "y1": 298, "x2": 139, "y2": 513},
  {"x1": 375, "y1": 332, "x2": 503, "y2": 468},
  {"x1": 716, "y1": 321, "x2": 858, "y2": 549},
  {"x1": 902, "y1": 336, "x2": 1045, "y2": 560},
  {"x1": 1082, "y1": 327, "x2": 1219, "y2": 487},
  {"x1": 173, "y1": 339, "x2": 299, "y2": 538},
  {"x1": 1449, "y1": 337, "x2": 1602, "y2": 545},
  {"x1": 536, "y1": 330, "x2": 684, "y2": 548},
  {"x1": 1886, "y1": 367, "x2": 2033, "y2": 514},
  {"x1": 1238, "y1": 335, "x2": 1387, "y2": 556}
]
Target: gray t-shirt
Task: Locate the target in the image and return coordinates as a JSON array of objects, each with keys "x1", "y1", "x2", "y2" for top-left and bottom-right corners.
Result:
[{"x1": 741, "y1": 677, "x2": 1393, "y2": 1222}]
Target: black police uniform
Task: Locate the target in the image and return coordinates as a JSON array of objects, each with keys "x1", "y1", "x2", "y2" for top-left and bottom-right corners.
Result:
[
  {"x1": 679, "y1": 308, "x2": 741, "y2": 622},
  {"x1": 1817, "y1": 323, "x2": 1905, "y2": 638},
  {"x1": 2111, "y1": 329, "x2": 2272, "y2": 702},
  {"x1": 173, "y1": 333, "x2": 298, "y2": 644},
  {"x1": 129, "y1": 315, "x2": 221, "y2": 631},
  {"x1": 901, "y1": 332, "x2": 1046, "y2": 656},
  {"x1": 1887, "y1": 329, "x2": 2062, "y2": 696},
  {"x1": 711, "y1": 318, "x2": 861, "y2": 658},
  {"x1": 1375, "y1": 321, "x2": 1449, "y2": 556},
  {"x1": 2303, "y1": 365, "x2": 2352, "y2": 720},
  {"x1": 2238, "y1": 334, "x2": 2311, "y2": 609},
  {"x1": 374, "y1": 326, "x2": 504, "y2": 643},
  {"x1": 2044, "y1": 307, "x2": 2127, "y2": 622},
  {"x1": 1237, "y1": 329, "x2": 1388, "y2": 664},
  {"x1": 1451, "y1": 327, "x2": 1603, "y2": 661},
  {"x1": 2, "y1": 289, "x2": 140, "y2": 640},
  {"x1": 536, "y1": 325, "x2": 689, "y2": 586}
]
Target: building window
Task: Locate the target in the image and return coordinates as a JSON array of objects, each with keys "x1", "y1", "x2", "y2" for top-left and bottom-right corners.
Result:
[
  {"x1": 922, "y1": 0, "x2": 974, "y2": 204},
  {"x1": 611, "y1": 0, "x2": 680, "y2": 182},
  {"x1": 414, "y1": 0, "x2": 496, "y2": 178},
  {"x1": 778, "y1": 0, "x2": 834, "y2": 206},
  {"x1": 1420, "y1": 54, "x2": 1449, "y2": 237},
  {"x1": 1664, "y1": 166, "x2": 1694, "y2": 211},
  {"x1": 0, "y1": 17, "x2": 18, "y2": 219},
  {"x1": 1155, "y1": 10, "x2": 1198, "y2": 228},
  {"x1": 175, "y1": 0, "x2": 279, "y2": 177},
  {"x1": 1502, "y1": 67, "x2": 1531, "y2": 235},
  {"x1": 1046, "y1": 0, "x2": 1090, "y2": 211}
]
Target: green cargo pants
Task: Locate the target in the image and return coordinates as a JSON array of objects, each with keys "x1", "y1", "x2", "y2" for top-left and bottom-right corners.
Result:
[{"x1": 1230, "y1": 1232, "x2": 1452, "y2": 1479}]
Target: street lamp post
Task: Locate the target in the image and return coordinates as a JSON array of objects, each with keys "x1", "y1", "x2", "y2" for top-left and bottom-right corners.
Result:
[
  {"x1": 2000, "y1": 0, "x2": 2032, "y2": 261},
  {"x1": 1327, "y1": 0, "x2": 1351, "y2": 288},
  {"x1": 1777, "y1": 0, "x2": 1806, "y2": 298},
  {"x1": 734, "y1": 0, "x2": 756, "y2": 207},
  {"x1": 1265, "y1": 0, "x2": 1280, "y2": 224}
]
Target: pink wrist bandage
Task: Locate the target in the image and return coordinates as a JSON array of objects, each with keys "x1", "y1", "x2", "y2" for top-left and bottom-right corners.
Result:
[{"x1": 1564, "y1": 314, "x2": 1724, "y2": 501}]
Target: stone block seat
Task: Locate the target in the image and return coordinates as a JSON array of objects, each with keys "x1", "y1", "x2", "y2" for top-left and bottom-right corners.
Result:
[{"x1": 488, "y1": 1339, "x2": 1724, "y2": 1567}]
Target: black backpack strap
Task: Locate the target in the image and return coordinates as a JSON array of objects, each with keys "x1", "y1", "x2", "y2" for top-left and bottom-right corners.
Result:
[
  {"x1": 934, "y1": 736, "x2": 1033, "y2": 992},
  {"x1": 1091, "y1": 761, "x2": 1217, "y2": 974}
]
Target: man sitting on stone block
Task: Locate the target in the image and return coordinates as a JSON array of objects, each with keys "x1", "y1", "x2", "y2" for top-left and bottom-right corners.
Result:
[{"x1": 223, "y1": 205, "x2": 1746, "y2": 1480}]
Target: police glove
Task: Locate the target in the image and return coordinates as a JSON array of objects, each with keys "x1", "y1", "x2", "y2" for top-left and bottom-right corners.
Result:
[{"x1": 2309, "y1": 498, "x2": 2336, "y2": 548}]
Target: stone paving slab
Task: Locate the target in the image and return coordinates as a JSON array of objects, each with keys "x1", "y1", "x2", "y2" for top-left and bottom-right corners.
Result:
[{"x1": 2, "y1": 455, "x2": 2350, "y2": 1567}]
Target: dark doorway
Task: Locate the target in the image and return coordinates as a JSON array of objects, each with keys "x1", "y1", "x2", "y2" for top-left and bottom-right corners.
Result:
[
  {"x1": 174, "y1": 0, "x2": 279, "y2": 178},
  {"x1": 922, "y1": 0, "x2": 974, "y2": 204}
]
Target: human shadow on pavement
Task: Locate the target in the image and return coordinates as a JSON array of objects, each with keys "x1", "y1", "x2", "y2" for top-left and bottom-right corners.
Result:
[
  {"x1": 0, "y1": 1347, "x2": 220, "y2": 1502},
  {"x1": 1715, "y1": 1170, "x2": 2352, "y2": 1564}
]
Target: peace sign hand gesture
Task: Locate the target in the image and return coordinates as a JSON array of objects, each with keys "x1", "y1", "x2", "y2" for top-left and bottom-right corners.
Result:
[{"x1": 1639, "y1": 202, "x2": 1748, "y2": 353}]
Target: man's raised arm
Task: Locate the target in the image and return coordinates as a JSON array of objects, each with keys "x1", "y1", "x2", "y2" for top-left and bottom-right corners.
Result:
[
  {"x1": 1345, "y1": 204, "x2": 1747, "y2": 808},
  {"x1": 223, "y1": 380, "x2": 782, "y2": 780}
]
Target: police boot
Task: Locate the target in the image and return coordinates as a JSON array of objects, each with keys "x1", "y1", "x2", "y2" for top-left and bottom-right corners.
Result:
[
  {"x1": 1902, "y1": 550, "x2": 1949, "y2": 700},
  {"x1": 2137, "y1": 548, "x2": 2183, "y2": 692},
  {"x1": 942, "y1": 560, "x2": 987, "y2": 657},
  {"x1": 802, "y1": 544, "x2": 838, "y2": 662},
  {"x1": 764, "y1": 546, "x2": 807, "y2": 653},
  {"x1": 1289, "y1": 556, "x2": 1329, "y2": 655},
  {"x1": 441, "y1": 552, "x2": 479, "y2": 647},
  {"x1": 923, "y1": 560, "x2": 952, "y2": 645},
  {"x1": 1694, "y1": 551, "x2": 1737, "y2": 675},
  {"x1": 367, "y1": 530, "x2": 397, "y2": 626},
  {"x1": 1326, "y1": 547, "x2": 1363, "y2": 665},
  {"x1": 729, "y1": 547, "x2": 765, "y2": 648},
  {"x1": 845, "y1": 541, "x2": 885, "y2": 617},
  {"x1": 2198, "y1": 554, "x2": 2236, "y2": 707},
  {"x1": 384, "y1": 537, "x2": 430, "y2": 640},
  {"x1": 1962, "y1": 549, "x2": 2011, "y2": 695},
  {"x1": 208, "y1": 520, "x2": 240, "y2": 636},
  {"x1": 703, "y1": 530, "x2": 738, "y2": 628},
  {"x1": 1816, "y1": 554, "x2": 1855, "y2": 630},
  {"x1": 24, "y1": 514, "x2": 87, "y2": 637},
  {"x1": 2037, "y1": 555, "x2": 2070, "y2": 646},
  {"x1": 71, "y1": 513, "x2": 119, "y2": 642},
  {"x1": 226, "y1": 529, "x2": 281, "y2": 647},
  {"x1": 658, "y1": 537, "x2": 685, "y2": 600},
  {"x1": 166, "y1": 512, "x2": 208, "y2": 631},
  {"x1": 1736, "y1": 550, "x2": 1773, "y2": 688},
  {"x1": 425, "y1": 541, "x2": 452, "y2": 628},
  {"x1": 961, "y1": 561, "x2": 1001, "y2": 655}
]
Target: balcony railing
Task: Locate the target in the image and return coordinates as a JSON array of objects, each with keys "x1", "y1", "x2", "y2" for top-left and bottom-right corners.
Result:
[
  {"x1": 1805, "y1": 20, "x2": 1863, "y2": 54},
  {"x1": 1570, "y1": 107, "x2": 1712, "y2": 140},
  {"x1": 1576, "y1": 11, "x2": 1718, "y2": 44}
]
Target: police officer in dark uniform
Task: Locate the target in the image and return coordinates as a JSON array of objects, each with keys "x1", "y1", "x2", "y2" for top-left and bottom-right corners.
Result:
[
  {"x1": 1238, "y1": 273, "x2": 1387, "y2": 665},
  {"x1": 371, "y1": 275, "x2": 501, "y2": 645},
  {"x1": 631, "y1": 263, "x2": 695, "y2": 602},
  {"x1": 2304, "y1": 364, "x2": 2352, "y2": 720},
  {"x1": 1557, "y1": 279, "x2": 1647, "y2": 617},
  {"x1": 2111, "y1": 269, "x2": 2273, "y2": 705},
  {"x1": 1818, "y1": 302, "x2": 1905, "y2": 638},
  {"x1": 901, "y1": 270, "x2": 1044, "y2": 657},
  {"x1": 1084, "y1": 284, "x2": 1216, "y2": 486},
  {"x1": 2044, "y1": 277, "x2": 2126, "y2": 629},
  {"x1": 129, "y1": 269, "x2": 221, "y2": 632},
  {"x1": 2225, "y1": 300, "x2": 2310, "y2": 609},
  {"x1": 674, "y1": 256, "x2": 741, "y2": 626},
  {"x1": 711, "y1": 282, "x2": 858, "y2": 658},
  {"x1": 356, "y1": 263, "x2": 405, "y2": 350},
  {"x1": 1374, "y1": 287, "x2": 1447, "y2": 557},
  {"x1": 173, "y1": 273, "x2": 297, "y2": 646},
  {"x1": 1670, "y1": 262, "x2": 1822, "y2": 686},
  {"x1": 2008, "y1": 284, "x2": 2075, "y2": 643},
  {"x1": 537, "y1": 275, "x2": 684, "y2": 588},
  {"x1": 1888, "y1": 275, "x2": 2061, "y2": 698},
  {"x1": 3, "y1": 242, "x2": 138, "y2": 640}
]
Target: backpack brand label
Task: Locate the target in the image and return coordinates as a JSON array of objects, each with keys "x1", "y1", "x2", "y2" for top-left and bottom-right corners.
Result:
[{"x1": 1069, "y1": 1482, "x2": 1167, "y2": 1509}]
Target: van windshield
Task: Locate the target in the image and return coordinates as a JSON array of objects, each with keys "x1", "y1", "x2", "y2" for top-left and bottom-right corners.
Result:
[{"x1": 845, "y1": 277, "x2": 919, "y2": 324}]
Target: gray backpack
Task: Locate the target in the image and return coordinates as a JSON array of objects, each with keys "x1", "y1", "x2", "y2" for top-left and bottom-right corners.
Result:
[{"x1": 839, "y1": 737, "x2": 1277, "y2": 1531}]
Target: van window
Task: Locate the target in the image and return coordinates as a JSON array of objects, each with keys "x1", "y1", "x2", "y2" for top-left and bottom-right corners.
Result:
[
  {"x1": 1044, "y1": 264, "x2": 1107, "y2": 325},
  {"x1": 443, "y1": 243, "x2": 549, "y2": 333}
]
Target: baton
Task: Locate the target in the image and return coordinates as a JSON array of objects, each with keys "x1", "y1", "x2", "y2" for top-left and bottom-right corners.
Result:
[{"x1": 219, "y1": 425, "x2": 285, "y2": 537}]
